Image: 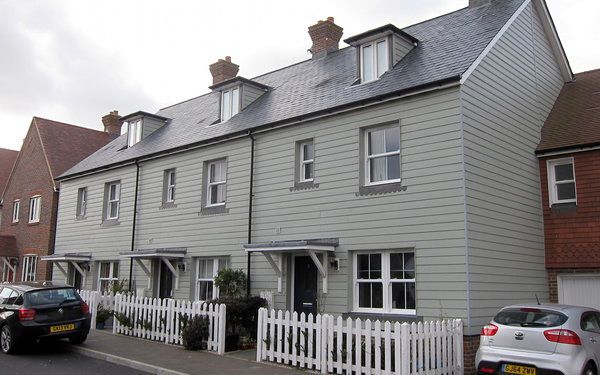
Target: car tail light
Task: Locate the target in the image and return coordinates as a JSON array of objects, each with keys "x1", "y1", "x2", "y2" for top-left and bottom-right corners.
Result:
[
  {"x1": 479, "y1": 366, "x2": 495, "y2": 374},
  {"x1": 544, "y1": 329, "x2": 581, "y2": 345},
  {"x1": 81, "y1": 302, "x2": 90, "y2": 314},
  {"x1": 18, "y1": 308, "x2": 36, "y2": 321},
  {"x1": 481, "y1": 323, "x2": 499, "y2": 336}
]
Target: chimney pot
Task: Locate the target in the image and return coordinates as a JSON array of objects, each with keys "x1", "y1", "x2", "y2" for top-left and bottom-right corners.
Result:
[
  {"x1": 209, "y1": 56, "x2": 240, "y2": 85},
  {"x1": 102, "y1": 110, "x2": 123, "y2": 138},
  {"x1": 308, "y1": 17, "x2": 343, "y2": 58}
]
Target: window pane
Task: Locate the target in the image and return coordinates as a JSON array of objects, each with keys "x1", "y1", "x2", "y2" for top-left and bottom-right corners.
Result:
[
  {"x1": 109, "y1": 185, "x2": 116, "y2": 200},
  {"x1": 376, "y1": 40, "x2": 387, "y2": 77},
  {"x1": 390, "y1": 253, "x2": 403, "y2": 279},
  {"x1": 231, "y1": 88, "x2": 239, "y2": 116},
  {"x1": 112, "y1": 263, "x2": 119, "y2": 278},
  {"x1": 100, "y1": 263, "x2": 110, "y2": 278},
  {"x1": 554, "y1": 163, "x2": 573, "y2": 181},
  {"x1": 404, "y1": 253, "x2": 415, "y2": 279},
  {"x1": 557, "y1": 182, "x2": 576, "y2": 200},
  {"x1": 385, "y1": 127, "x2": 400, "y2": 152},
  {"x1": 304, "y1": 162, "x2": 313, "y2": 180},
  {"x1": 222, "y1": 91, "x2": 231, "y2": 120},
  {"x1": 217, "y1": 183, "x2": 226, "y2": 203},
  {"x1": 368, "y1": 129, "x2": 385, "y2": 155},
  {"x1": 303, "y1": 143, "x2": 313, "y2": 161},
  {"x1": 392, "y1": 283, "x2": 406, "y2": 309},
  {"x1": 362, "y1": 45, "x2": 373, "y2": 82},
  {"x1": 357, "y1": 255, "x2": 370, "y2": 279},
  {"x1": 198, "y1": 259, "x2": 214, "y2": 279},
  {"x1": 218, "y1": 258, "x2": 229, "y2": 271},
  {"x1": 406, "y1": 283, "x2": 415, "y2": 309},
  {"x1": 370, "y1": 157, "x2": 387, "y2": 182},
  {"x1": 358, "y1": 283, "x2": 371, "y2": 308},
  {"x1": 198, "y1": 281, "x2": 213, "y2": 300},
  {"x1": 370, "y1": 254, "x2": 381, "y2": 279},
  {"x1": 386, "y1": 155, "x2": 400, "y2": 180}
]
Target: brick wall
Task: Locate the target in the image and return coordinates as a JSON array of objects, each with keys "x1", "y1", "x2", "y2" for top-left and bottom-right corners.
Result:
[
  {"x1": 463, "y1": 335, "x2": 480, "y2": 375},
  {"x1": 0, "y1": 124, "x2": 57, "y2": 281},
  {"x1": 539, "y1": 150, "x2": 600, "y2": 269}
]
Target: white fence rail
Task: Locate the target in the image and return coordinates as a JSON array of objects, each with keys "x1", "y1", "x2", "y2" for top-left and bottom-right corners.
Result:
[
  {"x1": 112, "y1": 294, "x2": 226, "y2": 354},
  {"x1": 257, "y1": 308, "x2": 463, "y2": 375},
  {"x1": 78, "y1": 290, "x2": 115, "y2": 330}
]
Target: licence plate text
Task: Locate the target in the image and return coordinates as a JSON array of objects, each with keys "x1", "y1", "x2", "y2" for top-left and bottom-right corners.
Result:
[
  {"x1": 503, "y1": 364, "x2": 536, "y2": 375},
  {"x1": 50, "y1": 324, "x2": 75, "y2": 333}
]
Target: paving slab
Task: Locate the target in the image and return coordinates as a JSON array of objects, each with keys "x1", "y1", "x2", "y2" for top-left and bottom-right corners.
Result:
[{"x1": 73, "y1": 330, "x2": 308, "y2": 375}]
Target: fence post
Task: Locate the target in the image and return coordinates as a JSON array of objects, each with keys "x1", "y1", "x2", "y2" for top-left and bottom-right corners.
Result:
[
  {"x1": 256, "y1": 308, "x2": 264, "y2": 362},
  {"x1": 112, "y1": 294, "x2": 120, "y2": 335},
  {"x1": 217, "y1": 303, "x2": 226, "y2": 355},
  {"x1": 400, "y1": 322, "x2": 410, "y2": 375},
  {"x1": 455, "y1": 320, "x2": 464, "y2": 375}
]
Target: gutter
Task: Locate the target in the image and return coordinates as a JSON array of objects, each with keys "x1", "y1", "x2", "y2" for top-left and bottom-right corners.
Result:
[
  {"x1": 128, "y1": 160, "x2": 141, "y2": 291},
  {"x1": 247, "y1": 132, "x2": 255, "y2": 296},
  {"x1": 56, "y1": 76, "x2": 461, "y2": 182},
  {"x1": 535, "y1": 142, "x2": 600, "y2": 157}
]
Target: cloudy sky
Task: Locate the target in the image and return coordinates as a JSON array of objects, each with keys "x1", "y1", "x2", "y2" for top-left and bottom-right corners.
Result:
[{"x1": 1, "y1": 0, "x2": 598, "y2": 151}]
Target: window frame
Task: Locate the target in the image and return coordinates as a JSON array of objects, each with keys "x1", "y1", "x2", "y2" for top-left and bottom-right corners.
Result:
[
  {"x1": 220, "y1": 87, "x2": 240, "y2": 122},
  {"x1": 299, "y1": 140, "x2": 315, "y2": 182},
  {"x1": 364, "y1": 125, "x2": 401, "y2": 186},
  {"x1": 205, "y1": 159, "x2": 227, "y2": 207},
  {"x1": 77, "y1": 187, "x2": 87, "y2": 217},
  {"x1": 195, "y1": 257, "x2": 230, "y2": 301},
  {"x1": 11, "y1": 200, "x2": 20, "y2": 223},
  {"x1": 105, "y1": 182, "x2": 121, "y2": 220},
  {"x1": 97, "y1": 261, "x2": 119, "y2": 293},
  {"x1": 353, "y1": 250, "x2": 416, "y2": 315},
  {"x1": 21, "y1": 255, "x2": 38, "y2": 282},
  {"x1": 127, "y1": 119, "x2": 143, "y2": 147},
  {"x1": 28, "y1": 196, "x2": 41, "y2": 223},
  {"x1": 547, "y1": 158, "x2": 577, "y2": 206},
  {"x1": 360, "y1": 38, "x2": 389, "y2": 83},
  {"x1": 165, "y1": 169, "x2": 176, "y2": 203}
]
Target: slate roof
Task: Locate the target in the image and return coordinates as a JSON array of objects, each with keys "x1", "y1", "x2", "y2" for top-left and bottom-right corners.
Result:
[
  {"x1": 537, "y1": 69, "x2": 600, "y2": 153},
  {"x1": 61, "y1": 0, "x2": 527, "y2": 179},
  {"x1": 33, "y1": 117, "x2": 113, "y2": 179},
  {"x1": 0, "y1": 148, "x2": 18, "y2": 194}
]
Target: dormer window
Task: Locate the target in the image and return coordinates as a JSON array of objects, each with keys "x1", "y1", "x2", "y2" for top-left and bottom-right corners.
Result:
[
  {"x1": 127, "y1": 119, "x2": 142, "y2": 147},
  {"x1": 221, "y1": 87, "x2": 240, "y2": 122},
  {"x1": 361, "y1": 39, "x2": 388, "y2": 83}
]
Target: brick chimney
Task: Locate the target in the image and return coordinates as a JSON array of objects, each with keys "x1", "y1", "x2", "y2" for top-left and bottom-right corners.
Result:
[
  {"x1": 102, "y1": 110, "x2": 123, "y2": 137},
  {"x1": 209, "y1": 56, "x2": 239, "y2": 85},
  {"x1": 308, "y1": 17, "x2": 343, "y2": 58}
]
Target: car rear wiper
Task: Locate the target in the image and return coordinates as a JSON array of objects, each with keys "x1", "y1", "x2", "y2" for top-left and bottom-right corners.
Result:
[
  {"x1": 520, "y1": 323, "x2": 547, "y2": 327},
  {"x1": 58, "y1": 298, "x2": 79, "y2": 306}
]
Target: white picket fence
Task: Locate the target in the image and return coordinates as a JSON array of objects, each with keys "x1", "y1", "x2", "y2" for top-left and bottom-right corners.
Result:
[
  {"x1": 257, "y1": 308, "x2": 463, "y2": 375},
  {"x1": 78, "y1": 290, "x2": 115, "y2": 330},
  {"x1": 112, "y1": 293, "x2": 226, "y2": 354}
]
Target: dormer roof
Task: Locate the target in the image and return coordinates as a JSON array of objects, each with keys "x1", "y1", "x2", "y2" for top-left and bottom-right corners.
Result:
[
  {"x1": 344, "y1": 24, "x2": 418, "y2": 46},
  {"x1": 120, "y1": 111, "x2": 170, "y2": 123},
  {"x1": 209, "y1": 76, "x2": 270, "y2": 92}
]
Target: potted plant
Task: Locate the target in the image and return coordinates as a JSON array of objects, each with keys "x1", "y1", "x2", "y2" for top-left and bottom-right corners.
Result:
[
  {"x1": 182, "y1": 316, "x2": 210, "y2": 351},
  {"x1": 95, "y1": 304, "x2": 113, "y2": 329}
]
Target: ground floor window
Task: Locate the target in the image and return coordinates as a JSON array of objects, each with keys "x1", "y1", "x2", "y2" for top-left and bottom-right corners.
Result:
[
  {"x1": 1, "y1": 260, "x2": 15, "y2": 282},
  {"x1": 21, "y1": 255, "x2": 38, "y2": 282},
  {"x1": 353, "y1": 250, "x2": 415, "y2": 314},
  {"x1": 196, "y1": 257, "x2": 230, "y2": 301},
  {"x1": 98, "y1": 261, "x2": 119, "y2": 292}
]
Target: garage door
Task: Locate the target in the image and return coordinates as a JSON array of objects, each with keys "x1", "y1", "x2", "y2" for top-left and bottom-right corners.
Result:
[{"x1": 558, "y1": 275, "x2": 600, "y2": 310}]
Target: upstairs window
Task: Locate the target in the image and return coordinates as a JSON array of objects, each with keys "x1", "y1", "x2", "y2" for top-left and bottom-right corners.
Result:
[
  {"x1": 548, "y1": 158, "x2": 576, "y2": 205},
  {"x1": 28, "y1": 196, "x2": 41, "y2": 223},
  {"x1": 206, "y1": 159, "x2": 227, "y2": 207},
  {"x1": 11, "y1": 200, "x2": 20, "y2": 223},
  {"x1": 105, "y1": 182, "x2": 121, "y2": 220},
  {"x1": 221, "y1": 87, "x2": 240, "y2": 122},
  {"x1": 163, "y1": 169, "x2": 176, "y2": 203},
  {"x1": 361, "y1": 38, "x2": 388, "y2": 83},
  {"x1": 299, "y1": 140, "x2": 314, "y2": 182},
  {"x1": 76, "y1": 187, "x2": 87, "y2": 217},
  {"x1": 127, "y1": 119, "x2": 142, "y2": 147},
  {"x1": 365, "y1": 125, "x2": 401, "y2": 185}
]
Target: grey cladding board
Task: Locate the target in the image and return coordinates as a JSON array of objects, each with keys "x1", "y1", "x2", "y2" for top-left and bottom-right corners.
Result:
[
  {"x1": 241, "y1": 84, "x2": 266, "y2": 110},
  {"x1": 392, "y1": 35, "x2": 415, "y2": 66},
  {"x1": 461, "y1": 2, "x2": 565, "y2": 335}
]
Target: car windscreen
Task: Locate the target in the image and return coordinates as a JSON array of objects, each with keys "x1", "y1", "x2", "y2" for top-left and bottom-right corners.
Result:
[
  {"x1": 493, "y1": 308, "x2": 568, "y2": 328},
  {"x1": 25, "y1": 288, "x2": 80, "y2": 307}
]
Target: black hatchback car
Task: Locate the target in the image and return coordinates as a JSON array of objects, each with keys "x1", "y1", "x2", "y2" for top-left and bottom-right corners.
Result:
[{"x1": 0, "y1": 282, "x2": 91, "y2": 354}]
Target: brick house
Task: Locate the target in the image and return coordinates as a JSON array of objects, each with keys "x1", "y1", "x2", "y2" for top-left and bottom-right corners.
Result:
[
  {"x1": 536, "y1": 68, "x2": 600, "y2": 309},
  {"x1": 0, "y1": 115, "x2": 119, "y2": 283}
]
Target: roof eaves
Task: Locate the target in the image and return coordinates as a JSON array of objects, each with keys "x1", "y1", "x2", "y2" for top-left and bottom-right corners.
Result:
[
  {"x1": 344, "y1": 24, "x2": 419, "y2": 45},
  {"x1": 120, "y1": 111, "x2": 170, "y2": 122},
  {"x1": 208, "y1": 76, "x2": 271, "y2": 91}
]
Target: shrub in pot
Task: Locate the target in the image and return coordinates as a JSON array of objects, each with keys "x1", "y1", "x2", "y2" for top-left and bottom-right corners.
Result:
[
  {"x1": 96, "y1": 304, "x2": 113, "y2": 329},
  {"x1": 182, "y1": 316, "x2": 210, "y2": 351}
]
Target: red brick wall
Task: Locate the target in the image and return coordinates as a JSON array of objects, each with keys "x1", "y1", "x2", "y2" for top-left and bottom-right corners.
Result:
[
  {"x1": 539, "y1": 150, "x2": 600, "y2": 269},
  {"x1": 463, "y1": 335, "x2": 480, "y2": 375},
  {"x1": 0, "y1": 124, "x2": 57, "y2": 281}
]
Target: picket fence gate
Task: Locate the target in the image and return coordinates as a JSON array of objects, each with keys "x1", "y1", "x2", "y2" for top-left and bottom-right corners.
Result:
[
  {"x1": 111, "y1": 293, "x2": 226, "y2": 354},
  {"x1": 256, "y1": 308, "x2": 463, "y2": 375}
]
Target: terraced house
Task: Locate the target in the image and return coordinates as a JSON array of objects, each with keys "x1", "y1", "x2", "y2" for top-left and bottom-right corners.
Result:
[{"x1": 49, "y1": 0, "x2": 571, "y2": 348}]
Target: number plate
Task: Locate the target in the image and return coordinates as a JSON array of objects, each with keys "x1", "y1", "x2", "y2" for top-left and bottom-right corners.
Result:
[
  {"x1": 50, "y1": 324, "x2": 75, "y2": 333},
  {"x1": 503, "y1": 364, "x2": 537, "y2": 375}
]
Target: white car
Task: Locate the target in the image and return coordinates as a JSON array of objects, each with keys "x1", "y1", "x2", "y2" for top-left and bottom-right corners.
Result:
[{"x1": 476, "y1": 304, "x2": 600, "y2": 375}]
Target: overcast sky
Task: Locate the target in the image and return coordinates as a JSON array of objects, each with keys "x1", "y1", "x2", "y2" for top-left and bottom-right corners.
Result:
[{"x1": 1, "y1": 0, "x2": 598, "y2": 151}]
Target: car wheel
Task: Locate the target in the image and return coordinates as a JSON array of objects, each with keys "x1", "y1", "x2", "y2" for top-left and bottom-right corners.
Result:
[
  {"x1": 0, "y1": 325, "x2": 16, "y2": 354},
  {"x1": 68, "y1": 332, "x2": 88, "y2": 345},
  {"x1": 583, "y1": 363, "x2": 597, "y2": 375}
]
